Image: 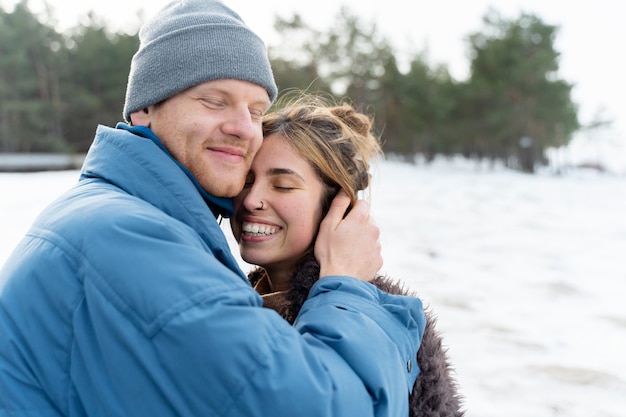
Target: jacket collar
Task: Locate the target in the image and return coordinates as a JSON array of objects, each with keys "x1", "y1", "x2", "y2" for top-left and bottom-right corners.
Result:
[
  {"x1": 116, "y1": 123, "x2": 234, "y2": 218},
  {"x1": 79, "y1": 124, "x2": 246, "y2": 280}
]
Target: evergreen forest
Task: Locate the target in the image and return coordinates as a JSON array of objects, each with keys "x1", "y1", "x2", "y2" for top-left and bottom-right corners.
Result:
[{"x1": 0, "y1": 1, "x2": 583, "y2": 173}]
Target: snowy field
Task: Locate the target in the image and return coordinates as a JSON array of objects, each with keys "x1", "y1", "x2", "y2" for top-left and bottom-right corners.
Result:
[{"x1": 1, "y1": 158, "x2": 625, "y2": 417}]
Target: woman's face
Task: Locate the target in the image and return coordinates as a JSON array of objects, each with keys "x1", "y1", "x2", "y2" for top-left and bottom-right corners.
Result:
[{"x1": 231, "y1": 134, "x2": 326, "y2": 284}]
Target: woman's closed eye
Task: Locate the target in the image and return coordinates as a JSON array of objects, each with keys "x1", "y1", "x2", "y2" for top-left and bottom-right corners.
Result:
[{"x1": 274, "y1": 185, "x2": 295, "y2": 191}]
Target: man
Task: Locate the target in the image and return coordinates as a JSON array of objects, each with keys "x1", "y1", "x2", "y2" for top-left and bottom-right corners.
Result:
[{"x1": 0, "y1": 1, "x2": 425, "y2": 416}]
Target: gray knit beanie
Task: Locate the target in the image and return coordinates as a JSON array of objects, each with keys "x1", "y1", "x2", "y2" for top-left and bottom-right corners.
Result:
[{"x1": 123, "y1": 0, "x2": 277, "y2": 122}]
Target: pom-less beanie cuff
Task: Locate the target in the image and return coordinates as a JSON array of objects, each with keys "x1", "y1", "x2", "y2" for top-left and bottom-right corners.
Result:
[{"x1": 123, "y1": 0, "x2": 277, "y2": 122}]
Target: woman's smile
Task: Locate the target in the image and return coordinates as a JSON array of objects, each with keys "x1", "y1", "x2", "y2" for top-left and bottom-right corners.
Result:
[{"x1": 241, "y1": 221, "x2": 280, "y2": 237}]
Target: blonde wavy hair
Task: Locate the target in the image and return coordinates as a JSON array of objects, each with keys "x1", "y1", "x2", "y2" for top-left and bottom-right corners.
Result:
[{"x1": 262, "y1": 92, "x2": 383, "y2": 214}]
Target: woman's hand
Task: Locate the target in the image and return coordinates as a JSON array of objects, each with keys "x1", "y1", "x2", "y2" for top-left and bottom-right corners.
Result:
[{"x1": 314, "y1": 190, "x2": 382, "y2": 282}]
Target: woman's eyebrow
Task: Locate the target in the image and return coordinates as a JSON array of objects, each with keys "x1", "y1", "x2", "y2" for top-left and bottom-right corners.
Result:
[{"x1": 267, "y1": 167, "x2": 305, "y2": 182}]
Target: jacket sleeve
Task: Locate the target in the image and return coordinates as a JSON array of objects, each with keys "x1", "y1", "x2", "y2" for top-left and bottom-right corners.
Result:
[
  {"x1": 296, "y1": 277, "x2": 426, "y2": 416},
  {"x1": 73, "y1": 211, "x2": 425, "y2": 417}
]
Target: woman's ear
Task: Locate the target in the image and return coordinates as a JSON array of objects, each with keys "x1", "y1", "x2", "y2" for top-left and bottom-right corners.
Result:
[
  {"x1": 129, "y1": 108, "x2": 151, "y2": 127},
  {"x1": 320, "y1": 186, "x2": 341, "y2": 219}
]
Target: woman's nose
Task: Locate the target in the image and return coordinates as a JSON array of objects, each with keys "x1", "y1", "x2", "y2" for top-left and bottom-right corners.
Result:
[{"x1": 241, "y1": 185, "x2": 265, "y2": 212}]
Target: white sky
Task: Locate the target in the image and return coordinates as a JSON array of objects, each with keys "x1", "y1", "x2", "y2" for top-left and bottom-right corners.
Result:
[{"x1": 3, "y1": 0, "x2": 626, "y2": 169}]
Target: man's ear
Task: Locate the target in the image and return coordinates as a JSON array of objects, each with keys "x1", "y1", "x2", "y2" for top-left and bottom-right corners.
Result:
[{"x1": 129, "y1": 108, "x2": 150, "y2": 126}]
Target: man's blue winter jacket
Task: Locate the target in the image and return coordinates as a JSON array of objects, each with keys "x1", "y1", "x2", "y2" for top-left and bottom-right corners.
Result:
[{"x1": 0, "y1": 124, "x2": 425, "y2": 417}]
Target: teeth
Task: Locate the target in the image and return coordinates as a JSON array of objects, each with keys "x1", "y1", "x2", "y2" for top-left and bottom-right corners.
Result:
[{"x1": 242, "y1": 222, "x2": 278, "y2": 236}]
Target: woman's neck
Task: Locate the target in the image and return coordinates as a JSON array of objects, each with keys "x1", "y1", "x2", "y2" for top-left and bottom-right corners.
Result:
[
  {"x1": 263, "y1": 267, "x2": 292, "y2": 292},
  {"x1": 260, "y1": 250, "x2": 315, "y2": 293}
]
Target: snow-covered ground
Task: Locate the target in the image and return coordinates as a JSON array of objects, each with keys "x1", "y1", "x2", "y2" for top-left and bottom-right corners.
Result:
[{"x1": 1, "y1": 158, "x2": 625, "y2": 416}]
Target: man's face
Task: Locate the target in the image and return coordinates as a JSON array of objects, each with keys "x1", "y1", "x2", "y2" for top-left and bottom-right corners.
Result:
[{"x1": 144, "y1": 79, "x2": 271, "y2": 197}]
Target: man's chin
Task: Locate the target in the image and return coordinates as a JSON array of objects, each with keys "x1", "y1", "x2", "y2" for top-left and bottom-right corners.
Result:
[{"x1": 200, "y1": 181, "x2": 244, "y2": 199}]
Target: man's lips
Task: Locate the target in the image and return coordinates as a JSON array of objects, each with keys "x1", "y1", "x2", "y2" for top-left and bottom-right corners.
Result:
[{"x1": 209, "y1": 146, "x2": 245, "y2": 162}]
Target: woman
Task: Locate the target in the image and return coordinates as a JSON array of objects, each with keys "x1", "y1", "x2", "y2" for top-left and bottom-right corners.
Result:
[{"x1": 230, "y1": 94, "x2": 465, "y2": 417}]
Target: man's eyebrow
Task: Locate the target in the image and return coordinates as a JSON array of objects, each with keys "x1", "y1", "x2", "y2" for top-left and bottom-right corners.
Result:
[{"x1": 267, "y1": 167, "x2": 305, "y2": 182}]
